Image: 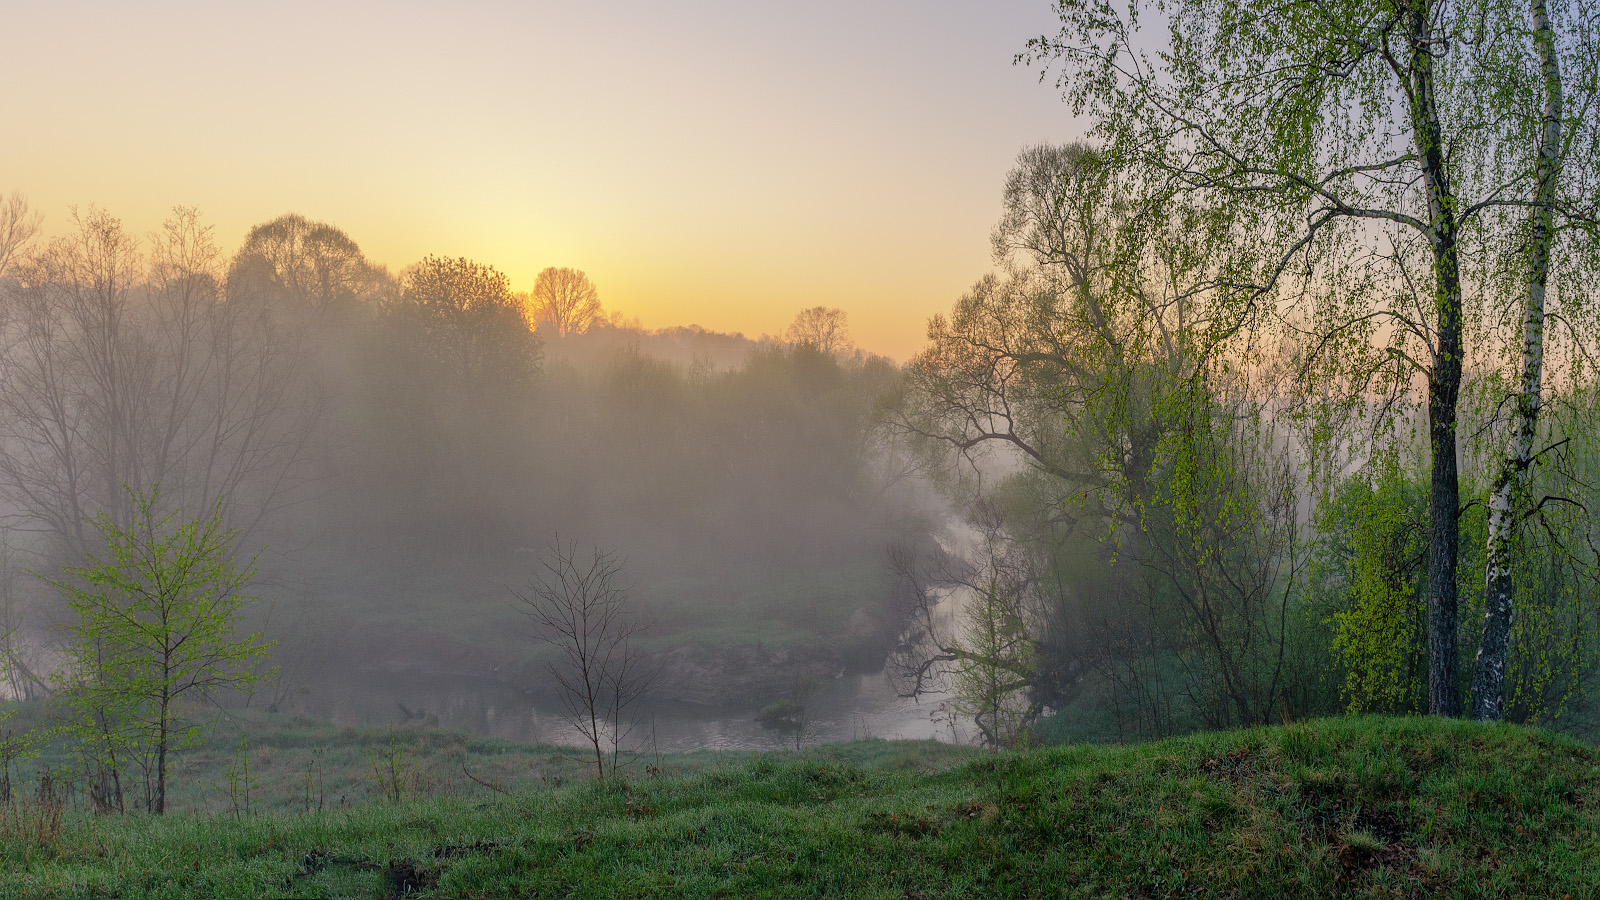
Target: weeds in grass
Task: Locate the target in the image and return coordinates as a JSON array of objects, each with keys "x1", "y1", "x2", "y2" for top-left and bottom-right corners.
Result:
[
  {"x1": 0, "y1": 773, "x2": 65, "y2": 852},
  {"x1": 301, "y1": 747, "x2": 325, "y2": 814},
  {"x1": 367, "y1": 729, "x2": 425, "y2": 802},
  {"x1": 217, "y1": 735, "x2": 258, "y2": 819}
]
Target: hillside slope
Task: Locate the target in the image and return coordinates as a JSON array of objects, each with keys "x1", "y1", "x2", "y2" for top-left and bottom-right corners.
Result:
[{"x1": 0, "y1": 716, "x2": 1594, "y2": 898}]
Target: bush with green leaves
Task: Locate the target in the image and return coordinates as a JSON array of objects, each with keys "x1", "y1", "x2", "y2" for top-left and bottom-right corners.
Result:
[{"x1": 49, "y1": 487, "x2": 274, "y2": 814}]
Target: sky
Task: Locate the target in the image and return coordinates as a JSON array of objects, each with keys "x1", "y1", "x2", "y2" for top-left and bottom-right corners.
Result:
[{"x1": 1, "y1": 1, "x2": 1086, "y2": 360}]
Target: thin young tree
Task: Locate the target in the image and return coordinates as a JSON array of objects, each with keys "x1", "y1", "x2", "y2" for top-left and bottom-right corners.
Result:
[
  {"x1": 51, "y1": 486, "x2": 274, "y2": 814},
  {"x1": 512, "y1": 539, "x2": 652, "y2": 781}
]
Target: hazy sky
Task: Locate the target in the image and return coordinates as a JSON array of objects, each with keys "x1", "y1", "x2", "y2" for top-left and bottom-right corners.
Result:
[{"x1": 2, "y1": 1, "x2": 1084, "y2": 360}]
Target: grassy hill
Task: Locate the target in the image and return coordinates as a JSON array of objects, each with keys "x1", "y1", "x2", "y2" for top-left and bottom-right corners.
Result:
[{"x1": 0, "y1": 715, "x2": 1595, "y2": 897}]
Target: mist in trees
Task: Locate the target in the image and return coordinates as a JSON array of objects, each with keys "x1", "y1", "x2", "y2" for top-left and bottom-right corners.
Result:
[
  {"x1": 0, "y1": 206, "x2": 323, "y2": 559},
  {"x1": 887, "y1": 88, "x2": 1599, "y2": 744},
  {"x1": 0, "y1": 190, "x2": 951, "y2": 788},
  {"x1": 2, "y1": 0, "x2": 1597, "y2": 774}
]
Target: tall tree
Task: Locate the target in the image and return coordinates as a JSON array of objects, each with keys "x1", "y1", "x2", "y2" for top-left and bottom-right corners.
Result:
[
  {"x1": 783, "y1": 306, "x2": 854, "y2": 356},
  {"x1": 0, "y1": 207, "x2": 321, "y2": 554},
  {"x1": 528, "y1": 266, "x2": 602, "y2": 337},
  {"x1": 388, "y1": 255, "x2": 542, "y2": 386},
  {"x1": 888, "y1": 144, "x2": 1306, "y2": 733},
  {"x1": 226, "y1": 213, "x2": 386, "y2": 319},
  {"x1": 1469, "y1": 0, "x2": 1598, "y2": 721},
  {"x1": 1025, "y1": 0, "x2": 1600, "y2": 716}
]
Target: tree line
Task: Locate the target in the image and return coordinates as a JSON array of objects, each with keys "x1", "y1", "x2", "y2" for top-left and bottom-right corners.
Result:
[
  {"x1": 883, "y1": 0, "x2": 1600, "y2": 744},
  {"x1": 0, "y1": 198, "x2": 924, "y2": 808}
]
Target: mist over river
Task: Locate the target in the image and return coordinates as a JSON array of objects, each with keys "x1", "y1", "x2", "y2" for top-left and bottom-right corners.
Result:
[{"x1": 294, "y1": 667, "x2": 965, "y2": 752}]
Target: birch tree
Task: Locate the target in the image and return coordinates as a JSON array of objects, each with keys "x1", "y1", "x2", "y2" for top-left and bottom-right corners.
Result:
[
  {"x1": 1469, "y1": 0, "x2": 1599, "y2": 721},
  {"x1": 1025, "y1": 0, "x2": 1600, "y2": 717}
]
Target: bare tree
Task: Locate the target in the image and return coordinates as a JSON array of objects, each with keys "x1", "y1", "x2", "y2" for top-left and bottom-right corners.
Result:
[
  {"x1": 0, "y1": 207, "x2": 322, "y2": 556},
  {"x1": 0, "y1": 191, "x2": 42, "y2": 283},
  {"x1": 512, "y1": 539, "x2": 652, "y2": 781},
  {"x1": 528, "y1": 267, "x2": 602, "y2": 337},
  {"x1": 0, "y1": 526, "x2": 46, "y2": 701},
  {"x1": 783, "y1": 306, "x2": 853, "y2": 356}
]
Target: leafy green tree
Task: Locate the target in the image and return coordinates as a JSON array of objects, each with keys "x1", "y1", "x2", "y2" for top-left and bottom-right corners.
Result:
[
  {"x1": 889, "y1": 144, "x2": 1309, "y2": 736},
  {"x1": 1314, "y1": 457, "x2": 1432, "y2": 713},
  {"x1": 950, "y1": 574, "x2": 1039, "y2": 749},
  {"x1": 51, "y1": 487, "x2": 274, "y2": 814},
  {"x1": 1025, "y1": 0, "x2": 1600, "y2": 718},
  {"x1": 1469, "y1": 0, "x2": 1599, "y2": 720}
]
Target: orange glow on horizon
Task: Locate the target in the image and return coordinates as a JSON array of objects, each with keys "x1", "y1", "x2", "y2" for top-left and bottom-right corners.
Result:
[{"x1": 1, "y1": 1, "x2": 1085, "y2": 361}]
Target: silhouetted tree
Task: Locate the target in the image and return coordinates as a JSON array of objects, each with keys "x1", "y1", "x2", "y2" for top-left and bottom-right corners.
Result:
[
  {"x1": 0, "y1": 191, "x2": 41, "y2": 282},
  {"x1": 388, "y1": 255, "x2": 541, "y2": 387},
  {"x1": 227, "y1": 213, "x2": 388, "y2": 319},
  {"x1": 529, "y1": 266, "x2": 602, "y2": 337},
  {"x1": 783, "y1": 306, "x2": 852, "y2": 356}
]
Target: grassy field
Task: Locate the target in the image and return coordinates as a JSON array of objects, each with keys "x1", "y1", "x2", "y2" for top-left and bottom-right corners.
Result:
[{"x1": 1, "y1": 714, "x2": 1596, "y2": 897}]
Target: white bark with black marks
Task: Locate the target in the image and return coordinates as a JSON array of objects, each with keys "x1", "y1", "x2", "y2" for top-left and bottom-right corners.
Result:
[{"x1": 1471, "y1": 0, "x2": 1564, "y2": 723}]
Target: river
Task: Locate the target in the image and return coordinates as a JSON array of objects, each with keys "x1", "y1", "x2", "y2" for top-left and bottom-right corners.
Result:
[{"x1": 293, "y1": 665, "x2": 966, "y2": 752}]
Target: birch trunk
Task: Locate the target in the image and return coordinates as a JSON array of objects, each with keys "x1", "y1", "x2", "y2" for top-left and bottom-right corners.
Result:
[
  {"x1": 1470, "y1": 0, "x2": 1564, "y2": 722},
  {"x1": 1408, "y1": 0, "x2": 1467, "y2": 718}
]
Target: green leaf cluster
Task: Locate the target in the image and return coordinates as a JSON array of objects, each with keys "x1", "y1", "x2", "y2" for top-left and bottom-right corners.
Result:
[{"x1": 48, "y1": 487, "x2": 275, "y2": 813}]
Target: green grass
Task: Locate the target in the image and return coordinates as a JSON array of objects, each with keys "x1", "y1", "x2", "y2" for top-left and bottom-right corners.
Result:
[
  {"x1": 2, "y1": 714, "x2": 1597, "y2": 897},
  {"x1": 4, "y1": 706, "x2": 788, "y2": 818}
]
